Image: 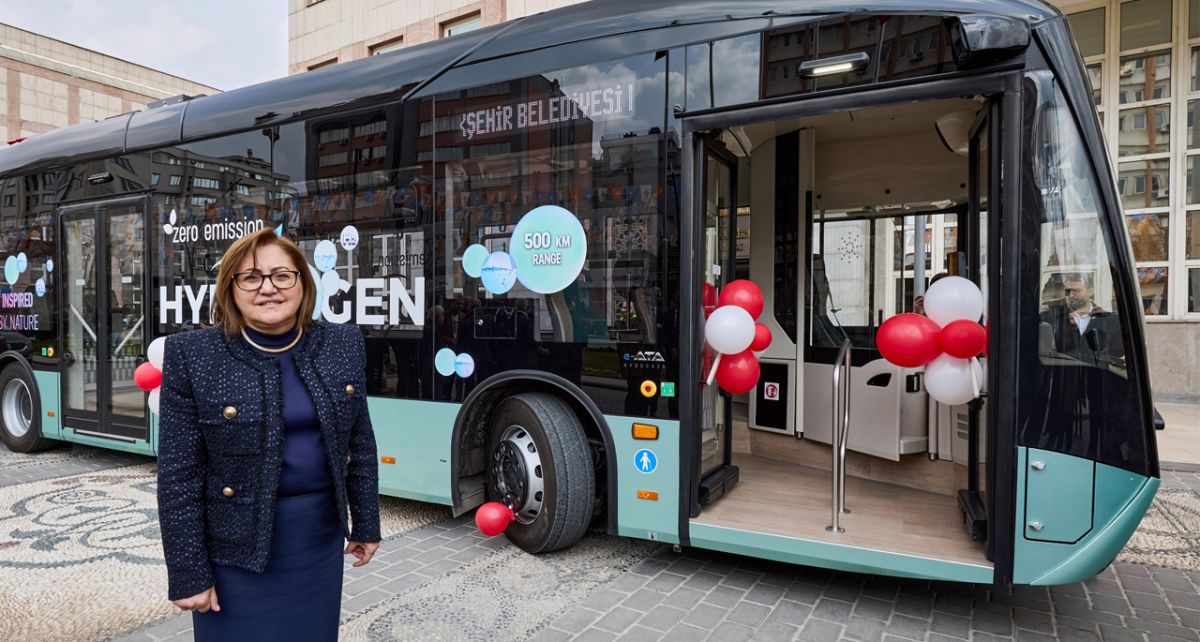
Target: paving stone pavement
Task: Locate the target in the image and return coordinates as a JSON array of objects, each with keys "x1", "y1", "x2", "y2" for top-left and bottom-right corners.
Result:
[
  {"x1": 3, "y1": 444, "x2": 1198, "y2": 641},
  {"x1": 0, "y1": 443, "x2": 151, "y2": 488}
]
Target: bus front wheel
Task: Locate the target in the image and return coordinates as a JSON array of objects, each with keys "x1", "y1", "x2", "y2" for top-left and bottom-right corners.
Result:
[
  {"x1": 0, "y1": 362, "x2": 49, "y2": 453},
  {"x1": 485, "y1": 392, "x2": 594, "y2": 554}
]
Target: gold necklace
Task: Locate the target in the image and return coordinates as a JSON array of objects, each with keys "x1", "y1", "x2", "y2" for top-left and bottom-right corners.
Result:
[{"x1": 241, "y1": 326, "x2": 303, "y2": 353}]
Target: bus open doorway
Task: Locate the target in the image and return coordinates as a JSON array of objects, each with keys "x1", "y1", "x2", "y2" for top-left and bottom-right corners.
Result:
[{"x1": 688, "y1": 94, "x2": 997, "y2": 582}]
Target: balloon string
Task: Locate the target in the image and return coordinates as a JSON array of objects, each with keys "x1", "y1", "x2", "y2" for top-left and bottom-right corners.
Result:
[{"x1": 706, "y1": 353, "x2": 722, "y2": 385}]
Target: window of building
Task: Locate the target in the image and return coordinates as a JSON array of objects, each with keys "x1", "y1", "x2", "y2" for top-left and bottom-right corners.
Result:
[
  {"x1": 370, "y1": 37, "x2": 404, "y2": 55},
  {"x1": 191, "y1": 177, "x2": 220, "y2": 190},
  {"x1": 151, "y1": 173, "x2": 160, "y2": 186},
  {"x1": 442, "y1": 13, "x2": 482, "y2": 38},
  {"x1": 308, "y1": 58, "x2": 338, "y2": 71},
  {"x1": 169, "y1": 175, "x2": 182, "y2": 186}
]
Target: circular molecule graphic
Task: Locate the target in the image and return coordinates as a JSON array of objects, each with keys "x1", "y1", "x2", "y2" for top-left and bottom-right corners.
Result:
[
  {"x1": 321, "y1": 270, "x2": 341, "y2": 297},
  {"x1": 3, "y1": 257, "x2": 17, "y2": 285},
  {"x1": 339, "y1": 226, "x2": 360, "y2": 251},
  {"x1": 313, "y1": 240, "x2": 338, "y2": 273},
  {"x1": 454, "y1": 353, "x2": 476, "y2": 378},
  {"x1": 509, "y1": 205, "x2": 587, "y2": 294},
  {"x1": 480, "y1": 251, "x2": 517, "y2": 295},
  {"x1": 35, "y1": 278, "x2": 45, "y2": 297},
  {"x1": 16, "y1": 253, "x2": 27, "y2": 274},
  {"x1": 45, "y1": 259, "x2": 54, "y2": 273},
  {"x1": 462, "y1": 244, "x2": 489, "y2": 278},
  {"x1": 435, "y1": 348, "x2": 457, "y2": 377}
]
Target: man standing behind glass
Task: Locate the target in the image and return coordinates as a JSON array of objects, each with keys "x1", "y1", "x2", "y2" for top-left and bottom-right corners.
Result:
[{"x1": 1041, "y1": 272, "x2": 1124, "y2": 367}]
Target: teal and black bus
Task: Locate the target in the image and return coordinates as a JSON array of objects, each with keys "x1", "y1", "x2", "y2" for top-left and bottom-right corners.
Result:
[{"x1": 0, "y1": 0, "x2": 1160, "y2": 586}]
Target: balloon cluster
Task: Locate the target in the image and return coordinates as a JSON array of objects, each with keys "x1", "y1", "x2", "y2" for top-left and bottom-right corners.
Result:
[
  {"x1": 703, "y1": 280, "x2": 772, "y2": 395},
  {"x1": 876, "y1": 276, "x2": 986, "y2": 406},
  {"x1": 134, "y1": 337, "x2": 168, "y2": 414}
]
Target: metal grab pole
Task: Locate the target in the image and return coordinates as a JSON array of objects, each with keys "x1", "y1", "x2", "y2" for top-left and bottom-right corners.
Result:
[
  {"x1": 839, "y1": 343, "x2": 851, "y2": 515},
  {"x1": 827, "y1": 339, "x2": 852, "y2": 533}
]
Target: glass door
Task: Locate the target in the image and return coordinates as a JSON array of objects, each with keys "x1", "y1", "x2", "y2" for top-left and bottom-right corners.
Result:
[
  {"x1": 60, "y1": 197, "x2": 148, "y2": 441},
  {"x1": 698, "y1": 136, "x2": 738, "y2": 482}
]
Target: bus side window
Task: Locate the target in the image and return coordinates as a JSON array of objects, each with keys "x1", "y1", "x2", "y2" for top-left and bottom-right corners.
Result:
[{"x1": 1020, "y1": 73, "x2": 1151, "y2": 476}]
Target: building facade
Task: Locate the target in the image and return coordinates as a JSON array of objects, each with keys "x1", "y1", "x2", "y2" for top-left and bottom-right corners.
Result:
[
  {"x1": 289, "y1": 0, "x2": 1200, "y2": 401},
  {"x1": 0, "y1": 23, "x2": 218, "y2": 144}
]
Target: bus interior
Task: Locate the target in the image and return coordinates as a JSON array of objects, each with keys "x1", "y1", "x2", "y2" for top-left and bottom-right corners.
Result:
[{"x1": 693, "y1": 95, "x2": 993, "y2": 569}]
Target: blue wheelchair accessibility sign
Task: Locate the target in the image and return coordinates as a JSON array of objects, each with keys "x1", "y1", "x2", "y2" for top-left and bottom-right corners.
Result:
[{"x1": 634, "y1": 449, "x2": 657, "y2": 474}]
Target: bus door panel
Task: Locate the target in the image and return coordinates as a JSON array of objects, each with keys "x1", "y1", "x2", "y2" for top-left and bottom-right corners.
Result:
[
  {"x1": 696, "y1": 134, "x2": 739, "y2": 496},
  {"x1": 59, "y1": 197, "x2": 149, "y2": 442}
]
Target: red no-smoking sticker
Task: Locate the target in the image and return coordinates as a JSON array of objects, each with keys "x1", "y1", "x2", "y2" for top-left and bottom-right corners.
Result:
[{"x1": 763, "y1": 382, "x2": 780, "y2": 401}]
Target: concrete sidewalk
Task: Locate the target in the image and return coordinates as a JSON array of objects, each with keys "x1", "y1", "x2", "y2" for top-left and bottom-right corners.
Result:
[{"x1": 1157, "y1": 402, "x2": 1200, "y2": 467}]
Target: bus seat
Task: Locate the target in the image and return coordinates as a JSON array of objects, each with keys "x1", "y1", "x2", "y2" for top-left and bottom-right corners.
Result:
[{"x1": 803, "y1": 358, "x2": 927, "y2": 461}]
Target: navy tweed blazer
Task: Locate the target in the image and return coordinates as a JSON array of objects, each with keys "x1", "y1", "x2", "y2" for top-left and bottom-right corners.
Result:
[{"x1": 156, "y1": 322, "x2": 381, "y2": 601}]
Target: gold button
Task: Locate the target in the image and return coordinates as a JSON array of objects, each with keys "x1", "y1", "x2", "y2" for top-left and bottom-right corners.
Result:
[
  {"x1": 345, "y1": 384, "x2": 356, "y2": 395},
  {"x1": 222, "y1": 486, "x2": 234, "y2": 497},
  {"x1": 223, "y1": 406, "x2": 237, "y2": 420}
]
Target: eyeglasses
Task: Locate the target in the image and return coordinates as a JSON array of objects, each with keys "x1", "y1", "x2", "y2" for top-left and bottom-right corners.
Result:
[{"x1": 233, "y1": 270, "x2": 300, "y2": 291}]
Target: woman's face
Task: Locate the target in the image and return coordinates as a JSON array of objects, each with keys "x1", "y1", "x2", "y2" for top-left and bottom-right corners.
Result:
[{"x1": 232, "y1": 242, "x2": 303, "y2": 334}]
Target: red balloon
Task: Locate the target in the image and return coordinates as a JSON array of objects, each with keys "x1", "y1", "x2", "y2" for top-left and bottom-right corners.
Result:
[
  {"x1": 939, "y1": 319, "x2": 988, "y2": 359},
  {"x1": 715, "y1": 350, "x2": 760, "y2": 395},
  {"x1": 717, "y1": 280, "x2": 764, "y2": 320},
  {"x1": 702, "y1": 282, "x2": 718, "y2": 318},
  {"x1": 876, "y1": 313, "x2": 941, "y2": 367},
  {"x1": 475, "y1": 502, "x2": 513, "y2": 537},
  {"x1": 750, "y1": 323, "x2": 772, "y2": 352},
  {"x1": 134, "y1": 362, "x2": 162, "y2": 392}
]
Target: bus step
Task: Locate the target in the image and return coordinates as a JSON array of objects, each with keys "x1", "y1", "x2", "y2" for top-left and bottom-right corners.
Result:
[
  {"x1": 957, "y1": 488, "x2": 988, "y2": 542},
  {"x1": 699, "y1": 464, "x2": 740, "y2": 506}
]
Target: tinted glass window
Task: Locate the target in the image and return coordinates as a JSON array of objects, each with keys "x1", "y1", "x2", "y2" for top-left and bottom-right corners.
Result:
[
  {"x1": 0, "y1": 173, "x2": 59, "y2": 361},
  {"x1": 1019, "y1": 74, "x2": 1151, "y2": 475},
  {"x1": 764, "y1": 15, "x2": 957, "y2": 99},
  {"x1": 430, "y1": 53, "x2": 679, "y2": 417}
]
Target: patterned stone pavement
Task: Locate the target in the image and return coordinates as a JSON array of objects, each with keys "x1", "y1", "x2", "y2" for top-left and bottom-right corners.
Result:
[{"x1": 0, "y1": 444, "x2": 1197, "y2": 641}]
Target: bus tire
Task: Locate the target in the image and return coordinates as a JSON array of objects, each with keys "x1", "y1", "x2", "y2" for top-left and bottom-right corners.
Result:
[
  {"x1": 0, "y1": 362, "x2": 50, "y2": 453},
  {"x1": 486, "y1": 392, "x2": 594, "y2": 554}
]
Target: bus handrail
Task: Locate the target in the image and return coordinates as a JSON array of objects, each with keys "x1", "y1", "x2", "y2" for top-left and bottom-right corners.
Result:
[{"x1": 827, "y1": 338, "x2": 852, "y2": 533}]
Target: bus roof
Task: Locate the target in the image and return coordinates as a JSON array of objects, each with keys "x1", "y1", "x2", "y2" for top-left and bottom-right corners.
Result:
[{"x1": 0, "y1": 0, "x2": 1060, "y2": 177}]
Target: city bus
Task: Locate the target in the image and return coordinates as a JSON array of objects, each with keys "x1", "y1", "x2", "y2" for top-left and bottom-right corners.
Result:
[{"x1": 0, "y1": 0, "x2": 1159, "y2": 586}]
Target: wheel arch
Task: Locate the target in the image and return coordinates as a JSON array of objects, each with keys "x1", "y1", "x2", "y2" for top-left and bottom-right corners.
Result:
[
  {"x1": 0, "y1": 350, "x2": 46, "y2": 446},
  {"x1": 0, "y1": 350, "x2": 42, "y2": 414},
  {"x1": 449, "y1": 369, "x2": 617, "y2": 534}
]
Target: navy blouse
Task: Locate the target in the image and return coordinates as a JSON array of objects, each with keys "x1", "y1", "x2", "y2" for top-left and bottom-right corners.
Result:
[{"x1": 244, "y1": 326, "x2": 333, "y2": 497}]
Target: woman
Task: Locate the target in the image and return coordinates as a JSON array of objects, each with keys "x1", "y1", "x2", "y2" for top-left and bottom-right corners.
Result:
[{"x1": 156, "y1": 228, "x2": 381, "y2": 640}]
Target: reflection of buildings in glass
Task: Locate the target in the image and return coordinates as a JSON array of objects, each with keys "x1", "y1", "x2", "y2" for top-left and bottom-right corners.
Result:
[
  {"x1": 763, "y1": 15, "x2": 955, "y2": 98},
  {"x1": 304, "y1": 111, "x2": 399, "y2": 227},
  {"x1": 1117, "y1": 159, "x2": 1169, "y2": 209},
  {"x1": 152, "y1": 147, "x2": 293, "y2": 221}
]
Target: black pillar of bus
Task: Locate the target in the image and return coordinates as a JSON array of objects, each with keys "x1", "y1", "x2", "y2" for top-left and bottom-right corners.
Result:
[
  {"x1": 678, "y1": 116, "x2": 700, "y2": 541},
  {"x1": 987, "y1": 73, "x2": 1024, "y2": 586}
]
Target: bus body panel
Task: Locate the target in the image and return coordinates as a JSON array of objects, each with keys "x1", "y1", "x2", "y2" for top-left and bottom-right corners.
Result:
[
  {"x1": 609, "y1": 416, "x2": 681, "y2": 545},
  {"x1": 62, "y1": 429, "x2": 155, "y2": 456},
  {"x1": 1022, "y1": 449, "x2": 1094, "y2": 544},
  {"x1": 374, "y1": 398, "x2": 457, "y2": 505},
  {"x1": 1012, "y1": 447, "x2": 1158, "y2": 585},
  {"x1": 688, "y1": 523, "x2": 995, "y2": 584},
  {"x1": 33, "y1": 370, "x2": 61, "y2": 440}
]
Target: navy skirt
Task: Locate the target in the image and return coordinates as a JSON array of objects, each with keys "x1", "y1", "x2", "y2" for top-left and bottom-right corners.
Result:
[{"x1": 194, "y1": 489, "x2": 343, "y2": 641}]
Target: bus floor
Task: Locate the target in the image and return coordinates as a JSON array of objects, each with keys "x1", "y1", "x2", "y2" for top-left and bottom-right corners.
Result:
[{"x1": 691, "y1": 453, "x2": 991, "y2": 567}]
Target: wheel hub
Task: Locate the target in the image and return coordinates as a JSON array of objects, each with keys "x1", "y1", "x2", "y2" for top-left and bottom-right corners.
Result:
[
  {"x1": 2, "y1": 377, "x2": 32, "y2": 439},
  {"x1": 491, "y1": 425, "x2": 545, "y2": 525}
]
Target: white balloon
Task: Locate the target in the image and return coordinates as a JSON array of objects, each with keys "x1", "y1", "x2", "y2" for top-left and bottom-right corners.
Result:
[
  {"x1": 924, "y1": 276, "x2": 984, "y2": 326},
  {"x1": 925, "y1": 354, "x2": 983, "y2": 405},
  {"x1": 147, "y1": 337, "x2": 167, "y2": 370},
  {"x1": 147, "y1": 388, "x2": 161, "y2": 415},
  {"x1": 704, "y1": 305, "x2": 755, "y2": 354}
]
